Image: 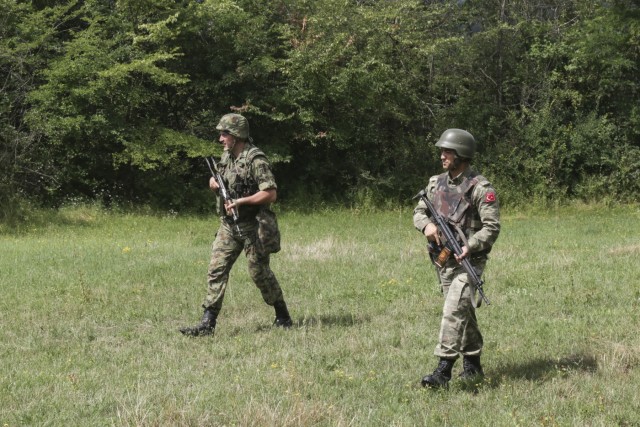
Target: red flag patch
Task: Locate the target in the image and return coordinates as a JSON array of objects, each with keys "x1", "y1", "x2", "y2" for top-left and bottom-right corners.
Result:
[{"x1": 485, "y1": 192, "x2": 496, "y2": 203}]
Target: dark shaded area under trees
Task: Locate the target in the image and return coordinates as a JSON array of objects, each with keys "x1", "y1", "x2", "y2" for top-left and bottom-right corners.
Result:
[{"x1": 1, "y1": 0, "x2": 638, "y2": 219}]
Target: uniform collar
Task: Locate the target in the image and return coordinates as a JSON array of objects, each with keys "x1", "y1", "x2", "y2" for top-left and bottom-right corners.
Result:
[{"x1": 447, "y1": 167, "x2": 473, "y2": 185}]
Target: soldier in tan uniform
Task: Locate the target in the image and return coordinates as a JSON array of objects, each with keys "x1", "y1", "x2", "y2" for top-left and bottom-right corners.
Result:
[
  {"x1": 180, "y1": 113, "x2": 292, "y2": 336},
  {"x1": 413, "y1": 129, "x2": 500, "y2": 388}
]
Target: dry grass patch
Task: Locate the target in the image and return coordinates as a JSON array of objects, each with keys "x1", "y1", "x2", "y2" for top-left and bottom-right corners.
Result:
[
  {"x1": 285, "y1": 236, "x2": 379, "y2": 262},
  {"x1": 607, "y1": 244, "x2": 640, "y2": 255},
  {"x1": 597, "y1": 340, "x2": 640, "y2": 374}
]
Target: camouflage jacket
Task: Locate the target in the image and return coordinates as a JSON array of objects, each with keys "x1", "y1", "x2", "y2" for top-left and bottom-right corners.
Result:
[
  {"x1": 413, "y1": 167, "x2": 500, "y2": 254},
  {"x1": 217, "y1": 143, "x2": 277, "y2": 222}
]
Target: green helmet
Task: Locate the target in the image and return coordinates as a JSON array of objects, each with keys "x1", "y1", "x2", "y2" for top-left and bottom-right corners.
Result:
[
  {"x1": 435, "y1": 128, "x2": 476, "y2": 159},
  {"x1": 216, "y1": 113, "x2": 250, "y2": 139}
]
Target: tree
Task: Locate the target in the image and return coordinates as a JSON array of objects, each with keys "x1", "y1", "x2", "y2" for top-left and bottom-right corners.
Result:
[
  {"x1": 0, "y1": 1, "x2": 82, "y2": 219},
  {"x1": 4, "y1": 0, "x2": 638, "y2": 214}
]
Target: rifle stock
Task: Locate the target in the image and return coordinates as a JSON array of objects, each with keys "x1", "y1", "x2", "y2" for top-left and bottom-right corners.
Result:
[{"x1": 414, "y1": 190, "x2": 490, "y2": 306}]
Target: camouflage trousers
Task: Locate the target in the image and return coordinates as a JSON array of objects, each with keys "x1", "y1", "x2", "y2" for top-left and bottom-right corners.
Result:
[
  {"x1": 434, "y1": 257, "x2": 487, "y2": 359},
  {"x1": 203, "y1": 220, "x2": 284, "y2": 315}
]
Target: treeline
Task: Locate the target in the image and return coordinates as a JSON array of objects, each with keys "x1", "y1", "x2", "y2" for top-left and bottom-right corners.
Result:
[{"x1": 1, "y1": 0, "x2": 638, "y2": 218}]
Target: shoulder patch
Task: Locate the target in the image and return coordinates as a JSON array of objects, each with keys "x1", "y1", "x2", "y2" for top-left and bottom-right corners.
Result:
[{"x1": 485, "y1": 192, "x2": 496, "y2": 203}]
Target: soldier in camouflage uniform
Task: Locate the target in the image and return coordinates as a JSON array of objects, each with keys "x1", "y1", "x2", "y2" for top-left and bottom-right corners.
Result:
[
  {"x1": 180, "y1": 113, "x2": 292, "y2": 336},
  {"x1": 413, "y1": 129, "x2": 500, "y2": 388}
]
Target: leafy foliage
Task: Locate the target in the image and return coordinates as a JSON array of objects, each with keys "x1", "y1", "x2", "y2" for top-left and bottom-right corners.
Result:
[
  {"x1": 0, "y1": 1, "x2": 84, "y2": 219},
  {"x1": 1, "y1": 0, "x2": 638, "y2": 215}
]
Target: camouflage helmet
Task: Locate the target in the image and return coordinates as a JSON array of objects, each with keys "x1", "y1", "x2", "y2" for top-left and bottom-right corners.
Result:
[
  {"x1": 435, "y1": 128, "x2": 476, "y2": 159},
  {"x1": 216, "y1": 113, "x2": 250, "y2": 139}
]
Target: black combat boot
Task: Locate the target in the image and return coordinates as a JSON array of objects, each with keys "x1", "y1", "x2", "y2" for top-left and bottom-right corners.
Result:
[
  {"x1": 459, "y1": 355, "x2": 484, "y2": 380},
  {"x1": 179, "y1": 308, "x2": 217, "y2": 337},
  {"x1": 421, "y1": 358, "x2": 456, "y2": 389},
  {"x1": 273, "y1": 300, "x2": 293, "y2": 328}
]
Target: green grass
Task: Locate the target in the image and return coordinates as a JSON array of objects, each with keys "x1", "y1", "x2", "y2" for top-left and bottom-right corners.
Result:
[{"x1": 1, "y1": 203, "x2": 640, "y2": 426}]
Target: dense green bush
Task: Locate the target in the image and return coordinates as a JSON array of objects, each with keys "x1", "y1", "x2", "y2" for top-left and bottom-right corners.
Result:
[{"x1": 1, "y1": 0, "x2": 638, "y2": 218}]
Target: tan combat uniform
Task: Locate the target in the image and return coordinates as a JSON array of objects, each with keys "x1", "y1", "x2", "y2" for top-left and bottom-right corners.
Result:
[{"x1": 413, "y1": 167, "x2": 500, "y2": 359}]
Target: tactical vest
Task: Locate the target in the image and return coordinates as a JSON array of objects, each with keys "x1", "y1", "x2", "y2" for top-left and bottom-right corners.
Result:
[
  {"x1": 433, "y1": 172, "x2": 485, "y2": 249},
  {"x1": 218, "y1": 145, "x2": 266, "y2": 221}
]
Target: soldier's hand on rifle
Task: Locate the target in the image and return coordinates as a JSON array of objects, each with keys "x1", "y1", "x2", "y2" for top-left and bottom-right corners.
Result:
[
  {"x1": 423, "y1": 223, "x2": 441, "y2": 246},
  {"x1": 224, "y1": 199, "x2": 239, "y2": 215},
  {"x1": 455, "y1": 245, "x2": 469, "y2": 263},
  {"x1": 209, "y1": 177, "x2": 219, "y2": 192}
]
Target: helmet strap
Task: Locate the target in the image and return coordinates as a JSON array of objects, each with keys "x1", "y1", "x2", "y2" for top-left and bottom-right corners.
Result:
[
  {"x1": 228, "y1": 136, "x2": 237, "y2": 153},
  {"x1": 452, "y1": 157, "x2": 463, "y2": 170}
]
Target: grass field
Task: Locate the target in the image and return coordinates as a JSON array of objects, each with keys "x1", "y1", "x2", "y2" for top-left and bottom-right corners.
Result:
[{"x1": 1, "y1": 203, "x2": 639, "y2": 426}]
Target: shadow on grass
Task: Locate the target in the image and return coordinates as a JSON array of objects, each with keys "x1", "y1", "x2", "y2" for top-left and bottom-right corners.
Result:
[
  {"x1": 495, "y1": 352, "x2": 598, "y2": 380},
  {"x1": 298, "y1": 313, "x2": 368, "y2": 328},
  {"x1": 252, "y1": 313, "x2": 368, "y2": 333},
  {"x1": 472, "y1": 352, "x2": 599, "y2": 392},
  {"x1": 422, "y1": 352, "x2": 601, "y2": 395}
]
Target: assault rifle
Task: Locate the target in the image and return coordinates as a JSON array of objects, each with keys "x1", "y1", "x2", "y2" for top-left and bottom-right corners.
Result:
[
  {"x1": 414, "y1": 189, "x2": 490, "y2": 306},
  {"x1": 205, "y1": 157, "x2": 242, "y2": 236}
]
